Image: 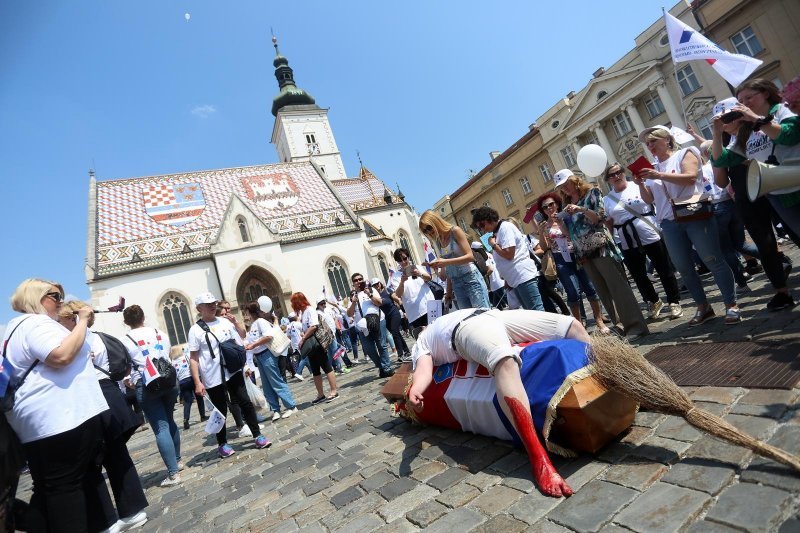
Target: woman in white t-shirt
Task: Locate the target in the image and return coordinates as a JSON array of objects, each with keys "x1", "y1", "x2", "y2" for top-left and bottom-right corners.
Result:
[
  {"x1": 244, "y1": 302, "x2": 298, "y2": 421},
  {"x1": 392, "y1": 247, "x2": 435, "y2": 329},
  {"x1": 121, "y1": 304, "x2": 184, "y2": 487},
  {"x1": 3, "y1": 279, "x2": 113, "y2": 532},
  {"x1": 290, "y1": 292, "x2": 338, "y2": 404},
  {"x1": 187, "y1": 292, "x2": 272, "y2": 459}
]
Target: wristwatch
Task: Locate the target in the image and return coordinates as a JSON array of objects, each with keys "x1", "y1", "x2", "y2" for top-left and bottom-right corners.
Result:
[{"x1": 753, "y1": 113, "x2": 774, "y2": 132}]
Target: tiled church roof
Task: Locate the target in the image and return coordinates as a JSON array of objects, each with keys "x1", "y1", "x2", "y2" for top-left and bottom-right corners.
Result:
[
  {"x1": 331, "y1": 166, "x2": 402, "y2": 211},
  {"x1": 93, "y1": 162, "x2": 358, "y2": 277}
]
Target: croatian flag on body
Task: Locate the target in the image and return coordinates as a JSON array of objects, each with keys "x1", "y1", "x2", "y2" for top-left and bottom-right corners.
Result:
[
  {"x1": 397, "y1": 340, "x2": 591, "y2": 456},
  {"x1": 138, "y1": 333, "x2": 165, "y2": 385}
]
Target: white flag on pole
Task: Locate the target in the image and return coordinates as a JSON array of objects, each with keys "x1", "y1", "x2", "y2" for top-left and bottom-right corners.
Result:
[{"x1": 664, "y1": 12, "x2": 762, "y2": 87}]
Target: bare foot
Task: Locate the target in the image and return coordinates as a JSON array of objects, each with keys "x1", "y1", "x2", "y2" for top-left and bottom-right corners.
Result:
[{"x1": 532, "y1": 462, "x2": 573, "y2": 498}]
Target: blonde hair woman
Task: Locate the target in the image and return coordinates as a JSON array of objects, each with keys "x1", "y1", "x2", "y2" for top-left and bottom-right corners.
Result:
[
  {"x1": 419, "y1": 210, "x2": 489, "y2": 309},
  {"x1": 4, "y1": 279, "x2": 114, "y2": 532}
]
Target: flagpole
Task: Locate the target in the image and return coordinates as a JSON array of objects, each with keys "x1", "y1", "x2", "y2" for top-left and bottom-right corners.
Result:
[{"x1": 664, "y1": 7, "x2": 690, "y2": 128}]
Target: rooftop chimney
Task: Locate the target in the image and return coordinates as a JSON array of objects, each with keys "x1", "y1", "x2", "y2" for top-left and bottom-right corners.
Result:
[
  {"x1": 592, "y1": 67, "x2": 605, "y2": 78},
  {"x1": 489, "y1": 151, "x2": 501, "y2": 160}
]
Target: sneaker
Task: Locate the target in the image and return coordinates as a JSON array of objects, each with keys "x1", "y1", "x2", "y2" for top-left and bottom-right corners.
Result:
[
  {"x1": 766, "y1": 291, "x2": 796, "y2": 312},
  {"x1": 725, "y1": 307, "x2": 742, "y2": 325},
  {"x1": 281, "y1": 407, "x2": 298, "y2": 419},
  {"x1": 200, "y1": 415, "x2": 209, "y2": 422},
  {"x1": 311, "y1": 396, "x2": 327, "y2": 405},
  {"x1": 326, "y1": 393, "x2": 339, "y2": 403},
  {"x1": 647, "y1": 300, "x2": 664, "y2": 319},
  {"x1": 737, "y1": 283, "x2": 751, "y2": 293},
  {"x1": 238, "y1": 425, "x2": 253, "y2": 438},
  {"x1": 271, "y1": 412, "x2": 281, "y2": 422},
  {"x1": 342, "y1": 367, "x2": 351, "y2": 374},
  {"x1": 117, "y1": 511, "x2": 148, "y2": 530},
  {"x1": 293, "y1": 373, "x2": 305, "y2": 381},
  {"x1": 218, "y1": 444, "x2": 235, "y2": 458},
  {"x1": 668, "y1": 303, "x2": 683, "y2": 318},
  {"x1": 101, "y1": 522, "x2": 121, "y2": 533},
  {"x1": 177, "y1": 460, "x2": 185, "y2": 471},
  {"x1": 183, "y1": 420, "x2": 190, "y2": 430},
  {"x1": 255, "y1": 435, "x2": 272, "y2": 449},
  {"x1": 647, "y1": 272, "x2": 659, "y2": 282},
  {"x1": 745, "y1": 261, "x2": 763, "y2": 276},
  {"x1": 160, "y1": 474, "x2": 182, "y2": 487}
]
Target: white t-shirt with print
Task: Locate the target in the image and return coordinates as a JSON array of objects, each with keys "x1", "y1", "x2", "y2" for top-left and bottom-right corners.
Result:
[
  {"x1": 603, "y1": 183, "x2": 661, "y2": 250},
  {"x1": 352, "y1": 291, "x2": 381, "y2": 321},
  {"x1": 493, "y1": 221, "x2": 538, "y2": 288},
  {"x1": 411, "y1": 309, "x2": 475, "y2": 370},
  {"x1": 396, "y1": 266, "x2": 435, "y2": 322},
  {"x1": 740, "y1": 104, "x2": 800, "y2": 194},
  {"x1": 3, "y1": 314, "x2": 108, "y2": 444},
  {"x1": 122, "y1": 327, "x2": 173, "y2": 384},
  {"x1": 187, "y1": 318, "x2": 241, "y2": 389},
  {"x1": 300, "y1": 307, "x2": 319, "y2": 333},
  {"x1": 286, "y1": 321, "x2": 302, "y2": 351},
  {"x1": 249, "y1": 318, "x2": 288, "y2": 357}
]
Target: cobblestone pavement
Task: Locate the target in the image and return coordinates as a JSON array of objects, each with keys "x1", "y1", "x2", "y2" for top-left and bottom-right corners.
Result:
[{"x1": 18, "y1": 244, "x2": 800, "y2": 532}]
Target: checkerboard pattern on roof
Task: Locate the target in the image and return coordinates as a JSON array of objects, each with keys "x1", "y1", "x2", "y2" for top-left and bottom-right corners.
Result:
[
  {"x1": 332, "y1": 176, "x2": 395, "y2": 208},
  {"x1": 95, "y1": 162, "x2": 350, "y2": 267}
]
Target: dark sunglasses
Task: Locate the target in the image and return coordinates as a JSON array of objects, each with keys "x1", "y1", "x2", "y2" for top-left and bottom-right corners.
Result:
[
  {"x1": 45, "y1": 291, "x2": 64, "y2": 302},
  {"x1": 398, "y1": 255, "x2": 409, "y2": 261},
  {"x1": 607, "y1": 169, "x2": 625, "y2": 179},
  {"x1": 422, "y1": 225, "x2": 434, "y2": 234},
  {"x1": 542, "y1": 202, "x2": 557, "y2": 208},
  {"x1": 352, "y1": 277, "x2": 364, "y2": 283}
]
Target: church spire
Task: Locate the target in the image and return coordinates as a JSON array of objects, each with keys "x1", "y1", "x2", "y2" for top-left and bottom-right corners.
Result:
[{"x1": 270, "y1": 35, "x2": 316, "y2": 116}]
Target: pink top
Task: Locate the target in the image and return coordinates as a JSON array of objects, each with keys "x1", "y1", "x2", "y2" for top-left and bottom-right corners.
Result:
[{"x1": 545, "y1": 221, "x2": 574, "y2": 253}]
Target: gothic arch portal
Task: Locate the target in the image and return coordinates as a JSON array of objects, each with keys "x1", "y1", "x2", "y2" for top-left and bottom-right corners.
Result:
[{"x1": 235, "y1": 266, "x2": 286, "y2": 318}]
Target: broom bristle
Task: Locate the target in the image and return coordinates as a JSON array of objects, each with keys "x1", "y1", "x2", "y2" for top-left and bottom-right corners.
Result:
[{"x1": 589, "y1": 335, "x2": 800, "y2": 473}]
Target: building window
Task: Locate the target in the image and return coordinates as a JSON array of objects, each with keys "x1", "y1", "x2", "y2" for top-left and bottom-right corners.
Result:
[
  {"x1": 502, "y1": 188, "x2": 513, "y2": 206},
  {"x1": 305, "y1": 133, "x2": 320, "y2": 155},
  {"x1": 695, "y1": 114, "x2": 714, "y2": 141},
  {"x1": 644, "y1": 93, "x2": 665, "y2": 119},
  {"x1": 161, "y1": 293, "x2": 192, "y2": 346},
  {"x1": 611, "y1": 111, "x2": 634, "y2": 139},
  {"x1": 236, "y1": 216, "x2": 250, "y2": 243},
  {"x1": 731, "y1": 26, "x2": 763, "y2": 57},
  {"x1": 676, "y1": 65, "x2": 701, "y2": 96},
  {"x1": 459, "y1": 218, "x2": 469, "y2": 232},
  {"x1": 585, "y1": 131, "x2": 600, "y2": 146},
  {"x1": 560, "y1": 146, "x2": 577, "y2": 167},
  {"x1": 519, "y1": 175, "x2": 532, "y2": 195},
  {"x1": 539, "y1": 163, "x2": 553, "y2": 182},
  {"x1": 397, "y1": 231, "x2": 415, "y2": 263},
  {"x1": 377, "y1": 255, "x2": 389, "y2": 283},
  {"x1": 597, "y1": 90, "x2": 608, "y2": 100},
  {"x1": 326, "y1": 258, "x2": 350, "y2": 300}
]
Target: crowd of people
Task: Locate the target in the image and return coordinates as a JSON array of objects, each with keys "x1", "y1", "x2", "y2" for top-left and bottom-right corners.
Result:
[{"x1": 1, "y1": 77, "x2": 798, "y2": 532}]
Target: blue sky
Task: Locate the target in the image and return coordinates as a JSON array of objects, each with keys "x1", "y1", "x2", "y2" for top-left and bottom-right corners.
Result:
[{"x1": 0, "y1": 0, "x2": 670, "y2": 329}]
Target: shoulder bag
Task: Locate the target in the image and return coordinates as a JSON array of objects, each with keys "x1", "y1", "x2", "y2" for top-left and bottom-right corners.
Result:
[
  {"x1": 196, "y1": 320, "x2": 247, "y2": 375},
  {"x1": 313, "y1": 312, "x2": 334, "y2": 351}
]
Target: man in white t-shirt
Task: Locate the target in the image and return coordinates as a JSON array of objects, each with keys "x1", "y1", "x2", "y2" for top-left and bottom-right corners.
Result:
[
  {"x1": 472, "y1": 207, "x2": 544, "y2": 311},
  {"x1": 346, "y1": 272, "x2": 393, "y2": 377},
  {"x1": 187, "y1": 291, "x2": 272, "y2": 458}
]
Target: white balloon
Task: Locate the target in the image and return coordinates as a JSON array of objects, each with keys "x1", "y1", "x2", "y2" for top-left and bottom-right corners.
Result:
[
  {"x1": 257, "y1": 295, "x2": 272, "y2": 313},
  {"x1": 184, "y1": 13, "x2": 191, "y2": 21},
  {"x1": 577, "y1": 144, "x2": 608, "y2": 177}
]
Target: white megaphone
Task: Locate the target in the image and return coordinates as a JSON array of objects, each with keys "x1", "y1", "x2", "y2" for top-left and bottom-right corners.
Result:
[{"x1": 747, "y1": 158, "x2": 800, "y2": 201}]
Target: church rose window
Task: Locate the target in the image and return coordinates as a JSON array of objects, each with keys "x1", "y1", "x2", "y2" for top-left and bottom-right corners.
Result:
[
  {"x1": 327, "y1": 258, "x2": 350, "y2": 300},
  {"x1": 161, "y1": 293, "x2": 192, "y2": 345}
]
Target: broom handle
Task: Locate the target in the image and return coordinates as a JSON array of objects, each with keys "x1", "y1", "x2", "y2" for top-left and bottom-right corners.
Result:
[{"x1": 685, "y1": 409, "x2": 800, "y2": 473}]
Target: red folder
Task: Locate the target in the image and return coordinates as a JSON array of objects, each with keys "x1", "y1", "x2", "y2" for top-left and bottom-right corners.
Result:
[{"x1": 627, "y1": 156, "x2": 654, "y2": 177}]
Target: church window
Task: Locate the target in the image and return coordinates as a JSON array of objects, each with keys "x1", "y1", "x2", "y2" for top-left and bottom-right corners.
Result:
[
  {"x1": 326, "y1": 258, "x2": 350, "y2": 300},
  {"x1": 305, "y1": 133, "x2": 320, "y2": 155},
  {"x1": 378, "y1": 255, "x2": 389, "y2": 282},
  {"x1": 161, "y1": 293, "x2": 192, "y2": 346},
  {"x1": 398, "y1": 231, "x2": 415, "y2": 263},
  {"x1": 236, "y1": 216, "x2": 250, "y2": 243},
  {"x1": 243, "y1": 282, "x2": 269, "y2": 305}
]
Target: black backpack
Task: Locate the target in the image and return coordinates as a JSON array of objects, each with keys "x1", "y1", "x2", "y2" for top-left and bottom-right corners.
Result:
[
  {"x1": 95, "y1": 332, "x2": 132, "y2": 382},
  {"x1": 126, "y1": 331, "x2": 177, "y2": 392},
  {"x1": 472, "y1": 249, "x2": 490, "y2": 277}
]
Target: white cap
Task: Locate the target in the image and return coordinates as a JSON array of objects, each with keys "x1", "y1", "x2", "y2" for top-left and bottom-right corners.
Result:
[
  {"x1": 553, "y1": 169, "x2": 573, "y2": 188},
  {"x1": 370, "y1": 277, "x2": 382, "y2": 287},
  {"x1": 316, "y1": 293, "x2": 327, "y2": 304},
  {"x1": 713, "y1": 97, "x2": 738, "y2": 117},
  {"x1": 194, "y1": 291, "x2": 218, "y2": 305},
  {"x1": 637, "y1": 125, "x2": 671, "y2": 143},
  {"x1": 288, "y1": 311, "x2": 296, "y2": 319}
]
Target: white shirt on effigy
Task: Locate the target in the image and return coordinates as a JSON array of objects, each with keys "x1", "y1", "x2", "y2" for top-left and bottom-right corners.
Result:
[{"x1": 410, "y1": 308, "x2": 476, "y2": 370}]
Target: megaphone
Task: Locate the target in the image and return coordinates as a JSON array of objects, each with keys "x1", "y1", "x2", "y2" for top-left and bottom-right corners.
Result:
[{"x1": 747, "y1": 158, "x2": 800, "y2": 201}]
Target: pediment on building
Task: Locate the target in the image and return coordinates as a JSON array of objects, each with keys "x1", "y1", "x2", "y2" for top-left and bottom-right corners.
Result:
[
  {"x1": 561, "y1": 61, "x2": 659, "y2": 131},
  {"x1": 685, "y1": 96, "x2": 716, "y2": 122},
  {"x1": 209, "y1": 194, "x2": 276, "y2": 253},
  {"x1": 362, "y1": 218, "x2": 393, "y2": 242}
]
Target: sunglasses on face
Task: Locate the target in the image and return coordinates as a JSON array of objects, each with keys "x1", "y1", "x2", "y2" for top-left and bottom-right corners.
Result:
[
  {"x1": 398, "y1": 256, "x2": 409, "y2": 261},
  {"x1": 607, "y1": 169, "x2": 624, "y2": 178},
  {"x1": 422, "y1": 225, "x2": 434, "y2": 234},
  {"x1": 542, "y1": 202, "x2": 557, "y2": 209},
  {"x1": 45, "y1": 291, "x2": 64, "y2": 302},
  {"x1": 353, "y1": 278, "x2": 364, "y2": 283}
]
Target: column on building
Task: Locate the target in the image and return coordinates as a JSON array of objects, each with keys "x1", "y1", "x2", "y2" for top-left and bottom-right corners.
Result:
[
  {"x1": 623, "y1": 100, "x2": 655, "y2": 163},
  {"x1": 591, "y1": 122, "x2": 617, "y2": 165},
  {"x1": 652, "y1": 77, "x2": 684, "y2": 128},
  {"x1": 570, "y1": 138, "x2": 582, "y2": 163}
]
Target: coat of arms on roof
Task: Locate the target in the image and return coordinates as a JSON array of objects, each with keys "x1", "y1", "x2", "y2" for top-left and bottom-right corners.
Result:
[
  {"x1": 142, "y1": 182, "x2": 205, "y2": 226},
  {"x1": 241, "y1": 173, "x2": 299, "y2": 209}
]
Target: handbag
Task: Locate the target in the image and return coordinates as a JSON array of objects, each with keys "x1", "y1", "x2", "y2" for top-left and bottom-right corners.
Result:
[
  {"x1": 299, "y1": 335, "x2": 322, "y2": 359},
  {"x1": 126, "y1": 331, "x2": 178, "y2": 392},
  {"x1": 313, "y1": 312, "x2": 334, "y2": 351},
  {"x1": 0, "y1": 317, "x2": 34, "y2": 413},
  {"x1": 426, "y1": 280, "x2": 445, "y2": 300},
  {"x1": 255, "y1": 319, "x2": 290, "y2": 356},
  {"x1": 355, "y1": 296, "x2": 381, "y2": 337},
  {"x1": 196, "y1": 320, "x2": 247, "y2": 375},
  {"x1": 670, "y1": 194, "x2": 714, "y2": 222},
  {"x1": 540, "y1": 250, "x2": 558, "y2": 281}
]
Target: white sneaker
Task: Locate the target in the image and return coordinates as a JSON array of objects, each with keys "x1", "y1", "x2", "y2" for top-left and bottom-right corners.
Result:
[
  {"x1": 293, "y1": 373, "x2": 305, "y2": 381},
  {"x1": 281, "y1": 407, "x2": 298, "y2": 419},
  {"x1": 648, "y1": 300, "x2": 664, "y2": 319},
  {"x1": 160, "y1": 474, "x2": 181, "y2": 487},
  {"x1": 177, "y1": 460, "x2": 185, "y2": 471},
  {"x1": 271, "y1": 411, "x2": 281, "y2": 422},
  {"x1": 101, "y1": 522, "x2": 121, "y2": 533},
  {"x1": 118, "y1": 511, "x2": 148, "y2": 531},
  {"x1": 238, "y1": 425, "x2": 253, "y2": 438},
  {"x1": 669, "y1": 303, "x2": 683, "y2": 319}
]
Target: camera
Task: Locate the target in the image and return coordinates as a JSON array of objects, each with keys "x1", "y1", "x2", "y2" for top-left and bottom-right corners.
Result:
[{"x1": 721, "y1": 110, "x2": 743, "y2": 124}]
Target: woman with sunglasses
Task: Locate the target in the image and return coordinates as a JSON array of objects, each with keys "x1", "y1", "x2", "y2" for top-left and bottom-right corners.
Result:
[
  {"x1": 418, "y1": 210, "x2": 490, "y2": 310},
  {"x1": 392, "y1": 247, "x2": 436, "y2": 329},
  {"x1": 536, "y1": 192, "x2": 609, "y2": 333},
  {"x1": 554, "y1": 170, "x2": 649, "y2": 340},
  {"x1": 3, "y1": 279, "x2": 115, "y2": 532},
  {"x1": 603, "y1": 164, "x2": 682, "y2": 320}
]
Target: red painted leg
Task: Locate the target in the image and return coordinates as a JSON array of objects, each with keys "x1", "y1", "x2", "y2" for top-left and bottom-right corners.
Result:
[{"x1": 505, "y1": 396, "x2": 573, "y2": 498}]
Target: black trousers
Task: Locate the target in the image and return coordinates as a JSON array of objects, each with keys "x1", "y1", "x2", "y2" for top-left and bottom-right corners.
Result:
[
  {"x1": 622, "y1": 239, "x2": 681, "y2": 304},
  {"x1": 537, "y1": 276, "x2": 569, "y2": 315},
  {"x1": 24, "y1": 415, "x2": 115, "y2": 533},
  {"x1": 729, "y1": 165, "x2": 789, "y2": 290},
  {"x1": 385, "y1": 311, "x2": 409, "y2": 356},
  {"x1": 206, "y1": 372, "x2": 260, "y2": 446}
]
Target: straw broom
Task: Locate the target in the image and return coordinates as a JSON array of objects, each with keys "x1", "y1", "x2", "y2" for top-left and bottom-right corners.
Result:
[{"x1": 589, "y1": 335, "x2": 800, "y2": 473}]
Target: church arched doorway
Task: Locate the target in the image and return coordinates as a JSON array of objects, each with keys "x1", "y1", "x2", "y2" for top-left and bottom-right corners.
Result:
[{"x1": 235, "y1": 266, "x2": 286, "y2": 319}]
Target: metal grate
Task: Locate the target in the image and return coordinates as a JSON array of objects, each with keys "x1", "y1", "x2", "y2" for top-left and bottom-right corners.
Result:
[{"x1": 644, "y1": 341, "x2": 800, "y2": 389}]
